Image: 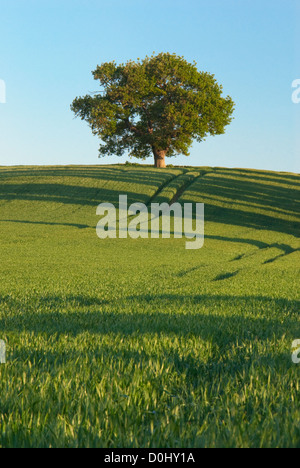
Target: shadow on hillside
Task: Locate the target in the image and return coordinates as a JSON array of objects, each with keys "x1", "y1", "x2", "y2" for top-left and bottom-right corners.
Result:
[
  {"x1": 0, "y1": 166, "x2": 178, "y2": 188},
  {"x1": 2, "y1": 293, "x2": 298, "y2": 377},
  {"x1": 12, "y1": 347, "x2": 293, "y2": 387},
  {"x1": 180, "y1": 172, "x2": 300, "y2": 237},
  {"x1": 215, "y1": 168, "x2": 300, "y2": 187},
  {"x1": 0, "y1": 169, "x2": 299, "y2": 237},
  {"x1": 206, "y1": 235, "x2": 300, "y2": 263},
  {"x1": 183, "y1": 173, "x2": 300, "y2": 214},
  {"x1": 0, "y1": 184, "x2": 155, "y2": 206},
  {"x1": 0, "y1": 166, "x2": 180, "y2": 210},
  {"x1": 1, "y1": 293, "x2": 299, "y2": 341},
  {"x1": 203, "y1": 203, "x2": 300, "y2": 238},
  {"x1": 0, "y1": 219, "x2": 90, "y2": 229},
  {"x1": 206, "y1": 235, "x2": 292, "y2": 252}
]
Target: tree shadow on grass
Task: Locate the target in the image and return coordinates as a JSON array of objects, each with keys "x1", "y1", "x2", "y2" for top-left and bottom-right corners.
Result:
[
  {"x1": 202, "y1": 203, "x2": 300, "y2": 238},
  {"x1": 214, "y1": 168, "x2": 300, "y2": 187},
  {"x1": 205, "y1": 235, "x2": 300, "y2": 261},
  {"x1": 0, "y1": 219, "x2": 91, "y2": 229},
  {"x1": 0, "y1": 167, "x2": 299, "y2": 237},
  {"x1": 180, "y1": 172, "x2": 300, "y2": 237},
  {"x1": 13, "y1": 344, "x2": 294, "y2": 390},
  {"x1": 0, "y1": 166, "x2": 178, "y2": 190},
  {"x1": 1, "y1": 294, "x2": 299, "y2": 344},
  {"x1": 1, "y1": 294, "x2": 298, "y2": 392},
  {"x1": 0, "y1": 184, "x2": 156, "y2": 207}
]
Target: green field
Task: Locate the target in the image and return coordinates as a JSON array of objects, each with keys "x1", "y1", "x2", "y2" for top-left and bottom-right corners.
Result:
[{"x1": 0, "y1": 164, "x2": 299, "y2": 448}]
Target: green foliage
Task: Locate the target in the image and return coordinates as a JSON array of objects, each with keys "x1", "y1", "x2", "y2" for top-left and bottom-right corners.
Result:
[
  {"x1": 0, "y1": 165, "x2": 299, "y2": 447},
  {"x1": 71, "y1": 53, "x2": 235, "y2": 162}
]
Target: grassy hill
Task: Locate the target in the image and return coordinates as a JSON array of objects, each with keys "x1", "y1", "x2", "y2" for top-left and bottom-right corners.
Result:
[{"x1": 0, "y1": 164, "x2": 299, "y2": 448}]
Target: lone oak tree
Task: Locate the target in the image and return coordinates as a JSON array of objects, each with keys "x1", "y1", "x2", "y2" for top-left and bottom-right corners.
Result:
[{"x1": 71, "y1": 53, "x2": 235, "y2": 168}]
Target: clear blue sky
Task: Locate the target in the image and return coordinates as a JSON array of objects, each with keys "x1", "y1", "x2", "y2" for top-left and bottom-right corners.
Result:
[{"x1": 0, "y1": 0, "x2": 299, "y2": 172}]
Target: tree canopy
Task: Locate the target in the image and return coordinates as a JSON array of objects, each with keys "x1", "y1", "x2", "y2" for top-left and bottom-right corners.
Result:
[{"x1": 71, "y1": 52, "x2": 235, "y2": 168}]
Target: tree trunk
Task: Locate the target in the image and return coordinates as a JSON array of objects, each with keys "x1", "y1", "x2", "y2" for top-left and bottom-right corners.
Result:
[{"x1": 153, "y1": 148, "x2": 167, "y2": 168}]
